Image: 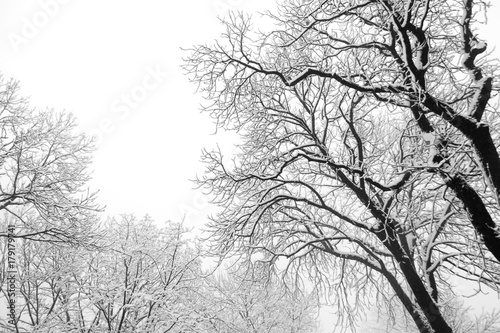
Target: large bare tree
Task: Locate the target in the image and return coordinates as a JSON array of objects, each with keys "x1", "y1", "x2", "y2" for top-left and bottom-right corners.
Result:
[{"x1": 184, "y1": 0, "x2": 500, "y2": 332}]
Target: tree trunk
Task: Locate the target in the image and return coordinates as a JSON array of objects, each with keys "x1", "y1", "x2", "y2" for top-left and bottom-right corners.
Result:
[
  {"x1": 414, "y1": 98, "x2": 500, "y2": 263},
  {"x1": 333, "y1": 166, "x2": 452, "y2": 332},
  {"x1": 424, "y1": 97, "x2": 500, "y2": 204},
  {"x1": 382, "y1": 267, "x2": 434, "y2": 333},
  {"x1": 442, "y1": 173, "x2": 500, "y2": 262},
  {"x1": 374, "y1": 222, "x2": 452, "y2": 333}
]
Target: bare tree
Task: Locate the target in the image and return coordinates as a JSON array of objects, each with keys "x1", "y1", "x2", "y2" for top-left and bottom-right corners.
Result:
[
  {"x1": 80, "y1": 215, "x2": 203, "y2": 333},
  {"x1": 199, "y1": 262, "x2": 319, "y2": 333},
  {"x1": 0, "y1": 215, "x2": 207, "y2": 332},
  {"x1": 2, "y1": 239, "x2": 90, "y2": 332},
  {"x1": 360, "y1": 292, "x2": 500, "y2": 333},
  {"x1": 0, "y1": 75, "x2": 101, "y2": 246},
  {"x1": 184, "y1": 1, "x2": 500, "y2": 332}
]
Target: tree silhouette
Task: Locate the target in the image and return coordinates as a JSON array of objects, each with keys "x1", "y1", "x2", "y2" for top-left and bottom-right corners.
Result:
[{"x1": 185, "y1": 1, "x2": 500, "y2": 332}]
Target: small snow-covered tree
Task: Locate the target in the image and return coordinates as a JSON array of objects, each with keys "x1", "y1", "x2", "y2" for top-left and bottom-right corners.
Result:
[
  {"x1": 1, "y1": 239, "x2": 90, "y2": 332},
  {"x1": 69, "y1": 215, "x2": 204, "y2": 332},
  {"x1": 0, "y1": 75, "x2": 101, "y2": 246},
  {"x1": 200, "y1": 262, "x2": 319, "y2": 333},
  {"x1": 0, "y1": 215, "x2": 207, "y2": 332},
  {"x1": 184, "y1": 1, "x2": 500, "y2": 332}
]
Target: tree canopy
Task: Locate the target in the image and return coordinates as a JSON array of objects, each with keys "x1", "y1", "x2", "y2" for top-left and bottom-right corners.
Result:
[
  {"x1": 184, "y1": 0, "x2": 500, "y2": 332},
  {"x1": 1, "y1": 215, "x2": 319, "y2": 332},
  {"x1": 0, "y1": 75, "x2": 101, "y2": 246}
]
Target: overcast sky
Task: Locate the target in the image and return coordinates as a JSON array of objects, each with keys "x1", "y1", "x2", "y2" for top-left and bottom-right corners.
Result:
[{"x1": 0, "y1": 0, "x2": 278, "y2": 230}]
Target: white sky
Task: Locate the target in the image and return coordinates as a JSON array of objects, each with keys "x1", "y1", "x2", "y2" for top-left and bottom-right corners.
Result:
[
  {"x1": 0, "y1": 1, "x2": 499, "y2": 331},
  {"x1": 0, "y1": 0, "x2": 277, "y2": 229}
]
